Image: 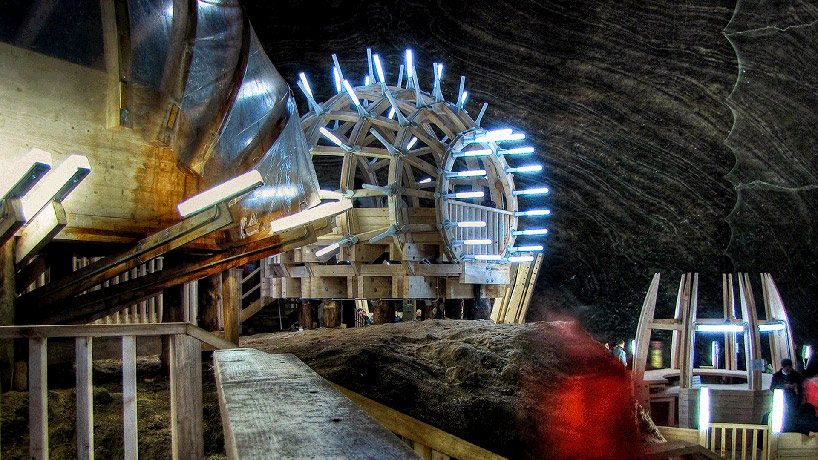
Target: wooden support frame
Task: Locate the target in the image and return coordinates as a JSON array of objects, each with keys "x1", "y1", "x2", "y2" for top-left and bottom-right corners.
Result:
[
  {"x1": 19, "y1": 202, "x2": 234, "y2": 312},
  {"x1": 170, "y1": 334, "x2": 204, "y2": 460},
  {"x1": 122, "y1": 335, "x2": 138, "y2": 459},
  {"x1": 29, "y1": 337, "x2": 48, "y2": 460},
  {"x1": 76, "y1": 336, "x2": 94, "y2": 460}
]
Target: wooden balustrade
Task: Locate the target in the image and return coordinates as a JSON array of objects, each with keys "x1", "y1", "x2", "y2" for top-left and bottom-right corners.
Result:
[
  {"x1": 707, "y1": 423, "x2": 769, "y2": 460},
  {"x1": 0, "y1": 322, "x2": 233, "y2": 460}
]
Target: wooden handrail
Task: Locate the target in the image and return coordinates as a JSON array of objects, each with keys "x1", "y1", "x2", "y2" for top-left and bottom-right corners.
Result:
[
  {"x1": 241, "y1": 266, "x2": 261, "y2": 283},
  {"x1": 3, "y1": 323, "x2": 234, "y2": 460},
  {"x1": 334, "y1": 384, "x2": 508, "y2": 460}
]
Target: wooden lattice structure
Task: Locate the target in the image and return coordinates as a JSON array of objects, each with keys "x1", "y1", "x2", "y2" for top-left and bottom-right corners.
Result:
[
  {"x1": 633, "y1": 273, "x2": 796, "y2": 428},
  {"x1": 254, "y1": 52, "x2": 550, "y2": 322}
]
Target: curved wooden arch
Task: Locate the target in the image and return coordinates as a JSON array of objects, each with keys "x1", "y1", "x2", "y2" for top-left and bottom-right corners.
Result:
[{"x1": 302, "y1": 82, "x2": 519, "y2": 259}]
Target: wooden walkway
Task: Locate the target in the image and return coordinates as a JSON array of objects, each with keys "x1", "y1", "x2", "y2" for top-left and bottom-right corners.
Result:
[{"x1": 213, "y1": 348, "x2": 421, "y2": 459}]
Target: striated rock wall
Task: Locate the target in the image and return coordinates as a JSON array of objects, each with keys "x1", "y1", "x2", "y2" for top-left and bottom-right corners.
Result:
[{"x1": 244, "y1": 0, "x2": 818, "y2": 344}]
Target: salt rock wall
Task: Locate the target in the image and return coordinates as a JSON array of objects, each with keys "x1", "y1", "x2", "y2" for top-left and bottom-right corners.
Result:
[{"x1": 244, "y1": 0, "x2": 818, "y2": 344}]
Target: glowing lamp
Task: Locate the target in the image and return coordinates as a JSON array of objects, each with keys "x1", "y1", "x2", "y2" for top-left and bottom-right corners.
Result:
[
  {"x1": 459, "y1": 90, "x2": 469, "y2": 107},
  {"x1": 501, "y1": 146, "x2": 536, "y2": 155},
  {"x1": 452, "y1": 149, "x2": 492, "y2": 158},
  {"x1": 177, "y1": 170, "x2": 263, "y2": 218},
  {"x1": 445, "y1": 169, "x2": 486, "y2": 178},
  {"x1": 472, "y1": 254, "x2": 503, "y2": 261},
  {"x1": 417, "y1": 177, "x2": 432, "y2": 184},
  {"x1": 696, "y1": 324, "x2": 745, "y2": 333},
  {"x1": 771, "y1": 389, "x2": 784, "y2": 433},
  {"x1": 512, "y1": 228, "x2": 549, "y2": 236},
  {"x1": 407, "y1": 137, "x2": 418, "y2": 149},
  {"x1": 508, "y1": 245, "x2": 543, "y2": 252},
  {"x1": 373, "y1": 54, "x2": 386, "y2": 83},
  {"x1": 508, "y1": 255, "x2": 534, "y2": 263},
  {"x1": 444, "y1": 191, "x2": 484, "y2": 199},
  {"x1": 514, "y1": 209, "x2": 551, "y2": 217},
  {"x1": 342, "y1": 79, "x2": 361, "y2": 106},
  {"x1": 460, "y1": 239, "x2": 492, "y2": 245},
  {"x1": 513, "y1": 187, "x2": 550, "y2": 196},
  {"x1": 506, "y1": 164, "x2": 543, "y2": 174},
  {"x1": 319, "y1": 127, "x2": 350, "y2": 151},
  {"x1": 406, "y1": 49, "x2": 414, "y2": 79},
  {"x1": 333, "y1": 67, "x2": 342, "y2": 93},
  {"x1": 455, "y1": 221, "x2": 486, "y2": 228},
  {"x1": 699, "y1": 388, "x2": 710, "y2": 431},
  {"x1": 298, "y1": 72, "x2": 313, "y2": 96},
  {"x1": 758, "y1": 321, "x2": 786, "y2": 332}
]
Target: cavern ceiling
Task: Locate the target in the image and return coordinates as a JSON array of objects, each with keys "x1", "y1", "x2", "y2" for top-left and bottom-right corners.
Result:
[{"x1": 244, "y1": 0, "x2": 818, "y2": 343}]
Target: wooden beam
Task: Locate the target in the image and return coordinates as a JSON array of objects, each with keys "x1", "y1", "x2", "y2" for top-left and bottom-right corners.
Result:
[
  {"x1": 170, "y1": 334, "x2": 204, "y2": 460},
  {"x1": 632, "y1": 273, "x2": 661, "y2": 408},
  {"x1": 29, "y1": 337, "x2": 48, "y2": 460},
  {"x1": 212, "y1": 349, "x2": 420, "y2": 460},
  {"x1": 19, "y1": 222, "x2": 323, "y2": 324},
  {"x1": 76, "y1": 336, "x2": 94, "y2": 460},
  {"x1": 14, "y1": 200, "x2": 67, "y2": 265},
  {"x1": 222, "y1": 268, "x2": 242, "y2": 344},
  {"x1": 122, "y1": 335, "x2": 138, "y2": 460},
  {"x1": 18, "y1": 203, "x2": 233, "y2": 312},
  {"x1": 0, "y1": 198, "x2": 25, "y2": 246},
  {"x1": 460, "y1": 262, "x2": 510, "y2": 285},
  {"x1": 336, "y1": 385, "x2": 508, "y2": 460}
]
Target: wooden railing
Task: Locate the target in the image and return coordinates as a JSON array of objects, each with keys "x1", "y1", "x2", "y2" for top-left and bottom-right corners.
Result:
[
  {"x1": 0, "y1": 322, "x2": 233, "y2": 460},
  {"x1": 707, "y1": 423, "x2": 769, "y2": 460},
  {"x1": 335, "y1": 385, "x2": 508, "y2": 460},
  {"x1": 446, "y1": 200, "x2": 512, "y2": 256}
]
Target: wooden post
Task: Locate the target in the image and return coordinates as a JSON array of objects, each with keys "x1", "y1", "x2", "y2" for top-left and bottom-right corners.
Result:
[
  {"x1": 222, "y1": 268, "x2": 242, "y2": 344},
  {"x1": 122, "y1": 335, "x2": 138, "y2": 460},
  {"x1": 469, "y1": 285, "x2": 491, "y2": 320},
  {"x1": 0, "y1": 240, "x2": 14, "y2": 391},
  {"x1": 29, "y1": 337, "x2": 48, "y2": 460},
  {"x1": 299, "y1": 299, "x2": 315, "y2": 329},
  {"x1": 200, "y1": 274, "x2": 222, "y2": 331},
  {"x1": 76, "y1": 337, "x2": 94, "y2": 460},
  {"x1": 723, "y1": 274, "x2": 738, "y2": 371},
  {"x1": 681, "y1": 273, "x2": 699, "y2": 389},
  {"x1": 183, "y1": 280, "x2": 199, "y2": 325},
  {"x1": 170, "y1": 334, "x2": 204, "y2": 460},
  {"x1": 632, "y1": 273, "x2": 661, "y2": 408},
  {"x1": 322, "y1": 300, "x2": 340, "y2": 328},
  {"x1": 738, "y1": 273, "x2": 762, "y2": 390},
  {"x1": 373, "y1": 299, "x2": 394, "y2": 325}
]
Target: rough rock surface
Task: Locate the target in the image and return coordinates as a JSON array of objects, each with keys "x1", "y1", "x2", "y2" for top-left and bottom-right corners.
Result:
[
  {"x1": 242, "y1": 320, "x2": 663, "y2": 460},
  {"x1": 244, "y1": 0, "x2": 818, "y2": 346}
]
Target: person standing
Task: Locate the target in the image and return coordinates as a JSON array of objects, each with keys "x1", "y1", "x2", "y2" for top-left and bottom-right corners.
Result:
[
  {"x1": 612, "y1": 339, "x2": 627, "y2": 366},
  {"x1": 771, "y1": 358, "x2": 804, "y2": 411}
]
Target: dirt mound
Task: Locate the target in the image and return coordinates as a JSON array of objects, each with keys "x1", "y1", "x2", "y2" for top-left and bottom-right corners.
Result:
[{"x1": 242, "y1": 320, "x2": 663, "y2": 460}]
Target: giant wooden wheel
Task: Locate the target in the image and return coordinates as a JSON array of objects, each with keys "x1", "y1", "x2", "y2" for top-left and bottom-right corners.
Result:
[{"x1": 297, "y1": 50, "x2": 550, "y2": 264}]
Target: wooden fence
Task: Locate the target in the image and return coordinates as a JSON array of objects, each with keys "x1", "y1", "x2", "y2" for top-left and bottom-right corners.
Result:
[{"x1": 0, "y1": 322, "x2": 233, "y2": 460}]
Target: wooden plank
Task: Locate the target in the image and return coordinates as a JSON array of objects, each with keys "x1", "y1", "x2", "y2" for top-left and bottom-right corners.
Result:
[
  {"x1": 337, "y1": 385, "x2": 508, "y2": 460},
  {"x1": 515, "y1": 253, "x2": 544, "y2": 322},
  {"x1": 18, "y1": 203, "x2": 233, "y2": 310},
  {"x1": 459, "y1": 262, "x2": 510, "y2": 285},
  {"x1": 222, "y1": 269, "x2": 242, "y2": 344},
  {"x1": 633, "y1": 273, "x2": 661, "y2": 407},
  {"x1": 240, "y1": 296, "x2": 272, "y2": 322},
  {"x1": 0, "y1": 322, "x2": 188, "y2": 339},
  {"x1": 358, "y1": 276, "x2": 392, "y2": 298},
  {"x1": 14, "y1": 200, "x2": 67, "y2": 265},
  {"x1": 122, "y1": 335, "x2": 138, "y2": 460},
  {"x1": 76, "y1": 336, "x2": 94, "y2": 460},
  {"x1": 29, "y1": 337, "x2": 49, "y2": 460},
  {"x1": 213, "y1": 349, "x2": 420, "y2": 459},
  {"x1": 395, "y1": 276, "x2": 437, "y2": 299},
  {"x1": 445, "y1": 278, "x2": 473, "y2": 299},
  {"x1": 170, "y1": 334, "x2": 204, "y2": 460}
]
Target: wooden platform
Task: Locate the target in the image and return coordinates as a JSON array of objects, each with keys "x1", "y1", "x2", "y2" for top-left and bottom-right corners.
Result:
[{"x1": 213, "y1": 348, "x2": 421, "y2": 459}]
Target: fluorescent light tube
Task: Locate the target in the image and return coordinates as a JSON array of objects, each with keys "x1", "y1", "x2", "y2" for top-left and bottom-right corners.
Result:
[
  {"x1": 506, "y1": 164, "x2": 543, "y2": 174},
  {"x1": 695, "y1": 324, "x2": 744, "y2": 333},
  {"x1": 512, "y1": 228, "x2": 549, "y2": 236},
  {"x1": 513, "y1": 187, "x2": 550, "y2": 196},
  {"x1": 456, "y1": 221, "x2": 486, "y2": 228},
  {"x1": 298, "y1": 72, "x2": 312, "y2": 96},
  {"x1": 501, "y1": 146, "x2": 536, "y2": 155},
  {"x1": 514, "y1": 209, "x2": 551, "y2": 217},
  {"x1": 446, "y1": 169, "x2": 486, "y2": 178},
  {"x1": 508, "y1": 255, "x2": 534, "y2": 263},
  {"x1": 373, "y1": 54, "x2": 386, "y2": 83},
  {"x1": 407, "y1": 137, "x2": 418, "y2": 149}
]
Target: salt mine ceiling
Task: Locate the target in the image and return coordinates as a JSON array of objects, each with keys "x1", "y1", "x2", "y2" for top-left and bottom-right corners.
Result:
[{"x1": 244, "y1": 0, "x2": 818, "y2": 343}]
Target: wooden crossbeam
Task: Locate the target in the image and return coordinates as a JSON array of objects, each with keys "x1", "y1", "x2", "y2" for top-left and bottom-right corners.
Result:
[
  {"x1": 19, "y1": 222, "x2": 325, "y2": 325},
  {"x1": 18, "y1": 203, "x2": 233, "y2": 311},
  {"x1": 14, "y1": 200, "x2": 66, "y2": 266}
]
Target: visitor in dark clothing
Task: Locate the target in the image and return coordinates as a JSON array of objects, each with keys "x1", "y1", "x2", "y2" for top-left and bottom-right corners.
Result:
[
  {"x1": 611, "y1": 340, "x2": 627, "y2": 366},
  {"x1": 771, "y1": 358, "x2": 804, "y2": 409},
  {"x1": 784, "y1": 403, "x2": 818, "y2": 436}
]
